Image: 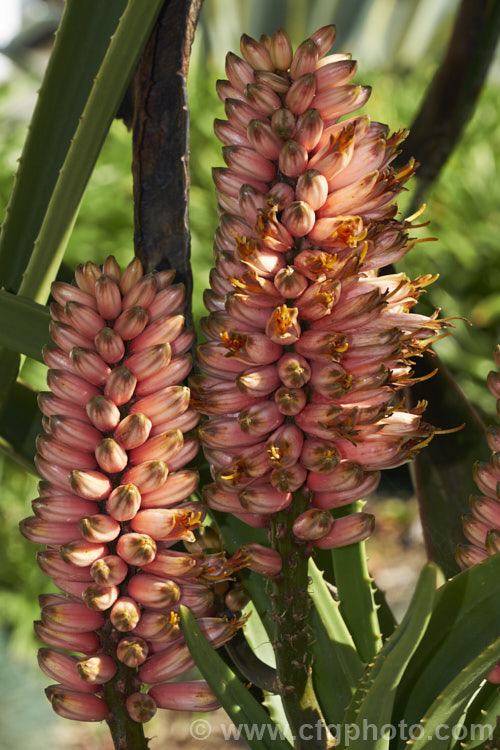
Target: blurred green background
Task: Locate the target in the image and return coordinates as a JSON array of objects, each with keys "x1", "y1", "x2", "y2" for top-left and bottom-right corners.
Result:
[{"x1": 0, "y1": 0, "x2": 499, "y2": 746}]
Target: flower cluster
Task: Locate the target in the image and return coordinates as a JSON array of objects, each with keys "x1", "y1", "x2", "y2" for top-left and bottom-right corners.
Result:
[
  {"x1": 193, "y1": 25, "x2": 446, "y2": 550},
  {"x1": 20, "y1": 257, "x2": 243, "y2": 722},
  {"x1": 457, "y1": 345, "x2": 500, "y2": 571}
]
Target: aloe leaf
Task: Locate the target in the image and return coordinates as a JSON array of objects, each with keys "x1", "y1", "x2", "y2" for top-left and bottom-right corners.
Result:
[
  {"x1": 17, "y1": 0, "x2": 164, "y2": 305},
  {"x1": 456, "y1": 681, "x2": 500, "y2": 750},
  {"x1": 409, "y1": 352, "x2": 489, "y2": 578},
  {"x1": 337, "y1": 564, "x2": 437, "y2": 750},
  {"x1": 403, "y1": 636, "x2": 500, "y2": 750},
  {"x1": 331, "y1": 502, "x2": 382, "y2": 663},
  {"x1": 0, "y1": 381, "x2": 41, "y2": 473},
  {"x1": 0, "y1": 0, "x2": 128, "y2": 294},
  {"x1": 309, "y1": 560, "x2": 364, "y2": 725},
  {"x1": 179, "y1": 606, "x2": 293, "y2": 750},
  {"x1": 393, "y1": 554, "x2": 500, "y2": 749},
  {"x1": 0, "y1": 292, "x2": 50, "y2": 363}
]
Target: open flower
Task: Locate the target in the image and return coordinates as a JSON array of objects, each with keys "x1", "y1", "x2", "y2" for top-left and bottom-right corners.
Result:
[
  {"x1": 20, "y1": 256, "x2": 244, "y2": 722},
  {"x1": 195, "y1": 25, "x2": 447, "y2": 556}
]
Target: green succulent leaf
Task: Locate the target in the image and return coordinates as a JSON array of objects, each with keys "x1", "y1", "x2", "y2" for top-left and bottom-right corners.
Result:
[
  {"x1": 393, "y1": 554, "x2": 500, "y2": 749},
  {"x1": 336, "y1": 564, "x2": 437, "y2": 750},
  {"x1": 331, "y1": 501, "x2": 382, "y2": 663},
  {"x1": 179, "y1": 606, "x2": 293, "y2": 750},
  {"x1": 0, "y1": 292, "x2": 50, "y2": 363},
  {"x1": 0, "y1": 0, "x2": 128, "y2": 295},
  {"x1": 17, "y1": 0, "x2": 164, "y2": 305},
  {"x1": 455, "y1": 681, "x2": 500, "y2": 750},
  {"x1": 308, "y1": 560, "x2": 364, "y2": 725},
  {"x1": 402, "y1": 636, "x2": 500, "y2": 750},
  {"x1": 0, "y1": 381, "x2": 40, "y2": 473}
]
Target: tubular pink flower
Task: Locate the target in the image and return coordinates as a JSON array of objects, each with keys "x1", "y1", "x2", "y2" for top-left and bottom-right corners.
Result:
[
  {"x1": 21, "y1": 256, "x2": 246, "y2": 725},
  {"x1": 458, "y1": 347, "x2": 500, "y2": 599},
  {"x1": 195, "y1": 26, "x2": 448, "y2": 552}
]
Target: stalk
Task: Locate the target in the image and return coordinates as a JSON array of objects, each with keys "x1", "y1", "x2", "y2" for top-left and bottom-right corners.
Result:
[
  {"x1": 102, "y1": 624, "x2": 148, "y2": 750},
  {"x1": 270, "y1": 489, "x2": 332, "y2": 750},
  {"x1": 331, "y1": 502, "x2": 382, "y2": 663}
]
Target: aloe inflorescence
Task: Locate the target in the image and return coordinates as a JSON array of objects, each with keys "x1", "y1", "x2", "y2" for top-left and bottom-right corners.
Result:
[{"x1": 20, "y1": 257, "x2": 246, "y2": 724}]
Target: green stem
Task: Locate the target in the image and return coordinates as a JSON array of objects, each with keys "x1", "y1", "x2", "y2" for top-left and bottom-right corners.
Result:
[
  {"x1": 270, "y1": 490, "x2": 332, "y2": 750},
  {"x1": 331, "y1": 502, "x2": 382, "y2": 664},
  {"x1": 101, "y1": 621, "x2": 148, "y2": 750}
]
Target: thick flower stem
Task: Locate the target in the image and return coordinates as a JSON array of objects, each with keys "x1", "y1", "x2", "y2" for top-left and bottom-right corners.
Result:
[
  {"x1": 331, "y1": 502, "x2": 382, "y2": 664},
  {"x1": 102, "y1": 622, "x2": 149, "y2": 750},
  {"x1": 271, "y1": 490, "x2": 332, "y2": 750}
]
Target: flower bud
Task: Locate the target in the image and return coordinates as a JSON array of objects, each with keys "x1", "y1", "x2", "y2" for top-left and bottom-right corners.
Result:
[
  {"x1": 104, "y1": 365, "x2": 137, "y2": 406},
  {"x1": 95, "y1": 274, "x2": 122, "y2": 320},
  {"x1": 77, "y1": 654, "x2": 118, "y2": 684},
  {"x1": 106, "y1": 483, "x2": 142, "y2": 521},
  {"x1": 116, "y1": 532, "x2": 157, "y2": 566},
  {"x1": 149, "y1": 681, "x2": 220, "y2": 712},
  {"x1": 82, "y1": 583, "x2": 120, "y2": 611},
  {"x1": 90, "y1": 554, "x2": 128, "y2": 585},
  {"x1": 128, "y1": 574, "x2": 181, "y2": 609},
  {"x1": 293, "y1": 509, "x2": 334, "y2": 540},
  {"x1": 278, "y1": 140, "x2": 308, "y2": 178},
  {"x1": 95, "y1": 438, "x2": 128, "y2": 473},
  {"x1": 45, "y1": 685, "x2": 110, "y2": 722},
  {"x1": 314, "y1": 512, "x2": 375, "y2": 549},
  {"x1": 126, "y1": 693, "x2": 157, "y2": 723},
  {"x1": 86, "y1": 395, "x2": 121, "y2": 431},
  {"x1": 94, "y1": 326, "x2": 125, "y2": 363}
]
